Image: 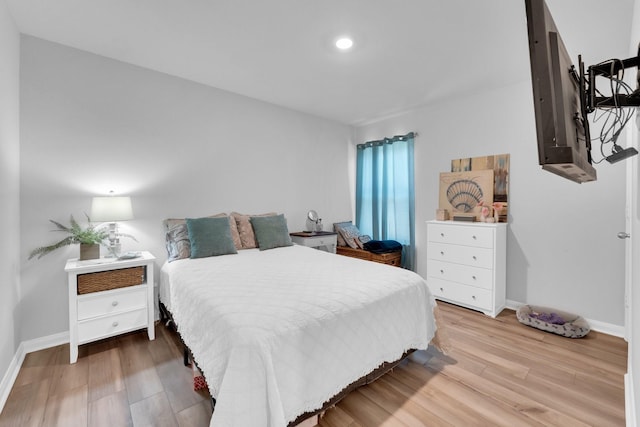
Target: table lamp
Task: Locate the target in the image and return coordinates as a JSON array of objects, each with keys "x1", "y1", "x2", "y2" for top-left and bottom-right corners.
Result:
[{"x1": 91, "y1": 192, "x2": 134, "y2": 257}]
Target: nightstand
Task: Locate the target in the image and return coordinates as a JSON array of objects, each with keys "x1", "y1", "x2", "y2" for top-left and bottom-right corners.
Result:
[
  {"x1": 64, "y1": 251, "x2": 156, "y2": 363},
  {"x1": 289, "y1": 231, "x2": 338, "y2": 253}
]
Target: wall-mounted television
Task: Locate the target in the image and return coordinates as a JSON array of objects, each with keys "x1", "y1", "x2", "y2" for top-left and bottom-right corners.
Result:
[
  {"x1": 524, "y1": 0, "x2": 640, "y2": 184},
  {"x1": 524, "y1": 0, "x2": 596, "y2": 183}
]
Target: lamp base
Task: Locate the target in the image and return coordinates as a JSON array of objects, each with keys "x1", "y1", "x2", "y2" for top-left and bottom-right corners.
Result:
[{"x1": 104, "y1": 241, "x2": 121, "y2": 258}]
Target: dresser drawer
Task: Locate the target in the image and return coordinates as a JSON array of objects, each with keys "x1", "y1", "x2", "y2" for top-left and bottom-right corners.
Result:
[
  {"x1": 77, "y1": 286, "x2": 147, "y2": 321},
  {"x1": 427, "y1": 259, "x2": 493, "y2": 290},
  {"x1": 78, "y1": 308, "x2": 148, "y2": 344},
  {"x1": 428, "y1": 223, "x2": 494, "y2": 248},
  {"x1": 427, "y1": 242, "x2": 493, "y2": 268},
  {"x1": 428, "y1": 278, "x2": 492, "y2": 311}
]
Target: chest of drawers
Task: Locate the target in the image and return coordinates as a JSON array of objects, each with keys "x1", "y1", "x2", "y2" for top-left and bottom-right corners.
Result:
[{"x1": 426, "y1": 221, "x2": 506, "y2": 317}]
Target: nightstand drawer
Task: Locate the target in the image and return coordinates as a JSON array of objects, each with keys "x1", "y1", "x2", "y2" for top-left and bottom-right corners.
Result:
[
  {"x1": 77, "y1": 286, "x2": 147, "y2": 320},
  {"x1": 427, "y1": 242, "x2": 493, "y2": 268},
  {"x1": 428, "y1": 224, "x2": 494, "y2": 248},
  {"x1": 427, "y1": 259, "x2": 493, "y2": 290},
  {"x1": 78, "y1": 308, "x2": 148, "y2": 343},
  {"x1": 301, "y1": 236, "x2": 336, "y2": 247},
  {"x1": 289, "y1": 232, "x2": 338, "y2": 253}
]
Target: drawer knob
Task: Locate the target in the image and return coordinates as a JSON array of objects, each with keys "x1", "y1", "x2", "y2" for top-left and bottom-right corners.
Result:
[
  {"x1": 440, "y1": 251, "x2": 444, "y2": 256},
  {"x1": 112, "y1": 301, "x2": 118, "y2": 307},
  {"x1": 472, "y1": 256, "x2": 477, "y2": 260},
  {"x1": 440, "y1": 233, "x2": 445, "y2": 237},
  {"x1": 472, "y1": 275, "x2": 477, "y2": 280},
  {"x1": 112, "y1": 321, "x2": 119, "y2": 327},
  {"x1": 472, "y1": 295, "x2": 476, "y2": 300},
  {"x1": 472, "y1": 235, "x2": 477, "y2": 240},
  {"x1": 440, "y1": 269, "x2": 444, "y2": 274},
  {"x1": 439, "y1": 287, "x2": 444, "y2": 292}
]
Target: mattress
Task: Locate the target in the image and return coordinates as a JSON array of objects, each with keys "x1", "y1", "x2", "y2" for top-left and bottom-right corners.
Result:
[{"x1": 161, "y1": 245, "x2": 437, "y2": 427}]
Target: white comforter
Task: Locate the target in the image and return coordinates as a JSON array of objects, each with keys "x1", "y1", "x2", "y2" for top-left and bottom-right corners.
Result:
[{"x1": 163, "y1": 245, "x2": 437, "y2": 427}]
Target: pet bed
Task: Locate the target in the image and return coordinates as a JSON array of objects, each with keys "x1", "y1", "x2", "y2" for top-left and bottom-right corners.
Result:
[{"x1": 516, "y1": 304, "x2": 590, "y2": 338}]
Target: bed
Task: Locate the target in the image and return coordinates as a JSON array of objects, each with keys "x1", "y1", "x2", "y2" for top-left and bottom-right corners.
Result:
[{"x1": 159, "y1": 214, "x2": 438, "y2": 427}]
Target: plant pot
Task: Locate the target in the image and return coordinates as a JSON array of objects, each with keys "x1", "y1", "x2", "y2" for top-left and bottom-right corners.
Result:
[{"x1": 79, "y1": 243, "x2": 100, "y2": 260}]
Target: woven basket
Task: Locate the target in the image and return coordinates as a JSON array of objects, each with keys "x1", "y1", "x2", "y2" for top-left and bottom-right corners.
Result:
[{"x1": 77, "y1": 266, "x2": 146, "y2": 295}]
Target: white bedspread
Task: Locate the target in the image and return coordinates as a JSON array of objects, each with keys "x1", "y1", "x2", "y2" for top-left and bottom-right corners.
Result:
[{"x1": 163, "y1": 245, "x2": 437, "y2": 427}]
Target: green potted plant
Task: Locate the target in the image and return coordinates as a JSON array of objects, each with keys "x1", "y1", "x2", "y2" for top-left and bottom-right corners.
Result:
[{"x1": 29, "y1": 214, "x2": 134, "y2": 260}]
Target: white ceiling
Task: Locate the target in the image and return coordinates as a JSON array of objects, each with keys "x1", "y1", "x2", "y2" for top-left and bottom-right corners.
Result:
[{"x1": 5, "y1": 0, "x2": 635, "y2": 126}]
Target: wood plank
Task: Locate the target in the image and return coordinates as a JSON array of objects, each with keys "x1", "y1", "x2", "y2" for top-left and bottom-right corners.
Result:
[
  {"x1": 117, "y1": 332, "x2": 164, "y2": 404},
  {"x1": 483, "y1": 366, "x2": 623, "y2": 427},
  {"x1": 88, "y1": 346, "x2": 125, "y2": 402},
  {"x1": 88, "y1": 389, "x2": 132, "y2": 427},
  {"x1": 0, "y1": 378, "x2": 50, "y2": 427},
  {"x1": 319, "y1": 406, "x2": 363, "y2": 427},
  {"x1": 42, "y1": 384, "x2": 88, "y2": 427},
  {"x1": 339, "y1": 389, "x2": 409, "y2": 427},
  {"x1": 129, "y1": 391, "x2": 179, "y2": 427},
  {"x1": 48, "y1": 343, "x2": 89, "y2": 397},
  {"x1": 12, "y1": 346, "x2": 59, "y2": 389},
  {"x1": 358, "y1": 379, "x2": 453, "y2": 427},
  {"x1": 175, "y1": 400, "x2": 212, "y2": 427},
  {"x1": 395, "y1": 363, "x2": 546, "y2": 427}
]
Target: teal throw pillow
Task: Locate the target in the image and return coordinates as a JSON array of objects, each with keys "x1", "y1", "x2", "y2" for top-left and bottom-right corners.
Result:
[
  {"x1": 250, "y1": 214, "x2": 293, "y2": 251},
  {"x1": 186, "y1": 216, "x2": 238, "y2": 258}
]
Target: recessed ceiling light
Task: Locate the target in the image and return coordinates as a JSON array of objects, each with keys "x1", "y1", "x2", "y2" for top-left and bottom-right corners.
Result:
[{"x1": 335, "y1": 37, "x2": 354, "y2": 50}]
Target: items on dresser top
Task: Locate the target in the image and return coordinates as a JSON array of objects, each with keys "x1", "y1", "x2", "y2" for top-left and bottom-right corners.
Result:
[{"x1": 426, "y1": 221, "x2": 506, "y2": 317}]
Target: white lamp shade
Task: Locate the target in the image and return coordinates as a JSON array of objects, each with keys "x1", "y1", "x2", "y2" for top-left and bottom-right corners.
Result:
[{"x1": 91, "y1": 196, "x2": 134, "y2": 222}]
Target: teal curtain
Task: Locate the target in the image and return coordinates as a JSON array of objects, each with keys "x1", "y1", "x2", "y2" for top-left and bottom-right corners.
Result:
[{"x1": 356, "y1": 132, "x2": 415, "y2": 270}]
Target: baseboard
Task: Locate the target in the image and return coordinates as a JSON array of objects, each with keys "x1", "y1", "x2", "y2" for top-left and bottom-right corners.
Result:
[
  {"x1": 22, "y1": 331, "x2": 69, "y2": 354},
  {"x1": 626, "y1": 372, "x2": 637, "y2": 427},
  {"x1": 505, "y1": 299, "x2": 625, "y2": 338},
  {"x1": 0, "y1": 342, "x2": 25, "y2": 414},
  {"x1": 0, "y1": 331, "x2": 69, "y2": 415}
]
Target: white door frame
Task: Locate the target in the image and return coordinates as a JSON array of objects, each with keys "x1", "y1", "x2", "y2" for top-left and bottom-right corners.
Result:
[{"x1": 625, "y1": 111, "x2": 639, "y2": 427}]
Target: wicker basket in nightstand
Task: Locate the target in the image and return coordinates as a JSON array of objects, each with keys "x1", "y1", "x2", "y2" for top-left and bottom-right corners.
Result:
[{"x1": 77, "y1": 266, "x2": 146, "y2": 294}]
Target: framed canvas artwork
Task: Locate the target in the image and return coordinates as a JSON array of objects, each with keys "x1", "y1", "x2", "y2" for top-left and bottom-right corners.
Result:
[
  {"x1": 450, "y1": 153, "x2": 509, "y2": 222},
  {"x1": 439, "y1": 170, "x2": 494, "y2": 218}
]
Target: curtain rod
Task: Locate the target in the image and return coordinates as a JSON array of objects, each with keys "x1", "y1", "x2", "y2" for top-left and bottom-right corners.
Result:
[{"x1": 359, "y1": 131, "x2": 418, "y2": 147}]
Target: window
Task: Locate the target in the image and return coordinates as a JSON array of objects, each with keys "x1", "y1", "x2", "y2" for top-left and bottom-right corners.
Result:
[{"x1": 355, "y1": 132, "x2": 415, "y2": 270}]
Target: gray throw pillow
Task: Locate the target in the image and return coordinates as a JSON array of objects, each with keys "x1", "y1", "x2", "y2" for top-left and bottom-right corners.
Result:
[
  {"x1": 166, "y1": 223, "x2": 191, "y2": 262},
  {"x1": 186, "y1": 217, "x2": 238, "y2": 258},
  {"x1": 338, "y1": 223, "x2": 361, "y2": 249},
  {"x1": 250, "y1": 214, "x2": 293, "y2": 251},
  {"x1": 333, "y1": 221, "x2": 353, "y2": 246}
]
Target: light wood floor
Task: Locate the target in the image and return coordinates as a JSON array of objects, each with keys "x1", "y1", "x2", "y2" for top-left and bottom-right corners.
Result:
[{"x1": 0, "y1": 302, "x2": 627, "y2": 426}]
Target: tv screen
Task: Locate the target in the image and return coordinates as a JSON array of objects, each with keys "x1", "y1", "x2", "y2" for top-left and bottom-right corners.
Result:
[{"x1": 524, "y1": 0, "x2": 596, "y2": 183}]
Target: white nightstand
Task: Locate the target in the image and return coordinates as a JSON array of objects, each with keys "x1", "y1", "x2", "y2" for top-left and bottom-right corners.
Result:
[
  {"x1": 289, "y1": 232, "x2": 338, "y2": 253},
  {"x1": 65, "y1": 251, "x2": 156, "y2": 363}
]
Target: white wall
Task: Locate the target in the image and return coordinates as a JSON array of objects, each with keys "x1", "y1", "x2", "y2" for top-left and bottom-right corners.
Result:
[
  {"x1": 354, "y1": 1, "x2": 631, "y2": 326},
  {"x1": 19, "y1": 36, "x2": 353, "y2": 342},
  {"x1": 0, "y1": 0, "x2": 20, "y2": 389}
]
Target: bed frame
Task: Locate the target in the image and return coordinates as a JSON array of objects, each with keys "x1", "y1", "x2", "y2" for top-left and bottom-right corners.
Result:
[{"x1": 158, "y1": 301, "x2": 413, "y2": 426}]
